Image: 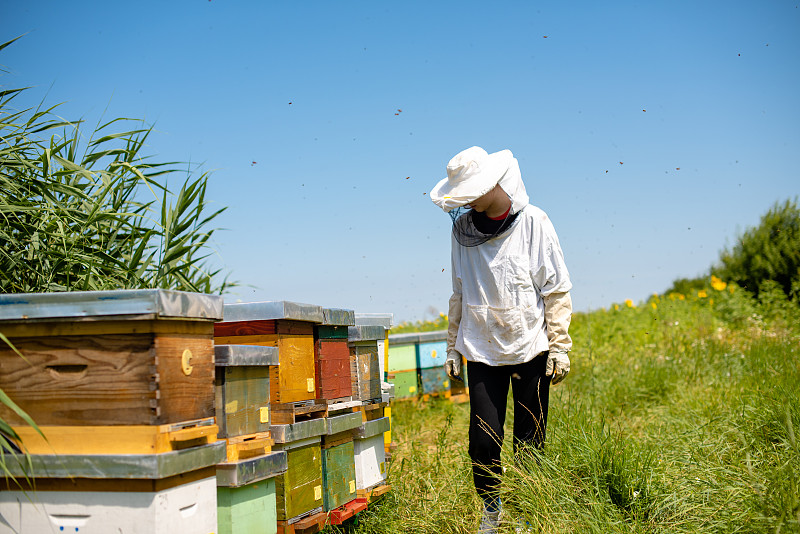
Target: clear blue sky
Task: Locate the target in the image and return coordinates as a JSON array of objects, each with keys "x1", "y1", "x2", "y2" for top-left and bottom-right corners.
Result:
[{"x1": 3, "y1": 1, "x2": 799, "y2": 322}]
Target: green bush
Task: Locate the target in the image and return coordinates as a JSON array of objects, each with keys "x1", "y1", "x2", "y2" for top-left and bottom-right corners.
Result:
[{"x1": 716, "y1": 198, "x2": 800, "y2": 300}]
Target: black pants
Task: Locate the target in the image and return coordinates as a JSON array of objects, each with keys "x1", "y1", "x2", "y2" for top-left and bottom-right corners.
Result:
[{"x1": 466, "y1": 352, "x2": 551, "y2": 500}]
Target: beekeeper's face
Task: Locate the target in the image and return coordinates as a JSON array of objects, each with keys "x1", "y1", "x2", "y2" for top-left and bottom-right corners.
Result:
[{"x1": 470, "y1": 185, "x2": 501, "y2": 213}]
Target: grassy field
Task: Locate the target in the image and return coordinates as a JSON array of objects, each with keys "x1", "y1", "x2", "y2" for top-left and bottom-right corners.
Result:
[{"x1": 330, "y1": 286, "x2": 799, "y2": 533}]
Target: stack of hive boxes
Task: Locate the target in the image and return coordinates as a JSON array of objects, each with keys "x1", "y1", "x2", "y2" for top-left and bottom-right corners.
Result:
[
  {"x1": 348, "y1": 324, "x2": 390, "y2": 500},
  {"x1": 386, "y1": 332, "x2": 422, "y2": 399},
  {"x1": 214, "y1": 344, "x2": 288, "y2": 534},
  {"x1": 214, "y1": 301, "x2": 329, "y2": 532},
  {"x1": 387, "y1": 330, "x2": 469, "y2": 401},
  {"x1": 0, "y1": 289, "x2": 225, "y2": 534},
  {"x1": 354, "y1": 313, "x2": 395, "y2": 453}
]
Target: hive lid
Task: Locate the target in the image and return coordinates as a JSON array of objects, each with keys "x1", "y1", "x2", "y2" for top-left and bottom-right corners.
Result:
[
  {"x1": 214, "y1": 345, "x2": 280, "y2": 366},
  {"x1": 354, "y1": 416, "x2": 391, "y2": 440},
  {"x1": 0, "y1": 289, "x2": 223, "y2": 323},
  {"x1": 222, "y1": 300, "x2": 324, "y2": 323},
  {"x1": 389, "y1": 330, "x2": 447, "y2": 345},
  {"x1": 216, "y1": 450, "x2": 287, "y2": 487},
  {"x1": 325, "y1": 412, "x2": 363, "y2": 435},
  {"x1": 270, "y1": 417, "x2": 326, "y2": 444},
  {"x1": 347, "y1": 325, "x2": 385, "y2": 342},
  {"x1": 2, "y1": 441, "x2": 225, "y2": 479},
  {"x1": 322, "y1": 308, "x2": 355, "y2": 326},
  {"x1": 354, "y1": 313, "x2": 394, "y2": 329}
]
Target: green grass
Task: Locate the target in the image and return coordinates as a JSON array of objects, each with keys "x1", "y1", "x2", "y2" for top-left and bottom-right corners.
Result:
[{"x1": 329, "y1": 290, "x2": 800, "y2": 533}]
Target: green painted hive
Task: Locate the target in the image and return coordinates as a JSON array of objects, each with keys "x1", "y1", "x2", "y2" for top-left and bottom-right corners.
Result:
[
  {"x1": 275, "y1": 440, "x2": 323, "y2": 521},
  {"x1": 321, "y1": 440, "x2": 357, "y2": 511},
  {"x1": 389, "y1": 369, "x2": 418, "y2": 398},
  {"x1": 217, "y1": 479, "x2": 277, "y2": 534},
  {"x1": 387, "y1": 343, "x2": 417, "y2": 372}
]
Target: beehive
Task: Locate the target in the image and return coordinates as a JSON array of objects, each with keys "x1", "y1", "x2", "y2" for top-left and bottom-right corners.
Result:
[
  {"x1": 348, "y1": 325, "x2": 384, "y2": 403},
  {"x1": 216, "y1": 451, "x2": 288, "y2": 534},
  {"x1": 353, "y1": 417, "x2": 390, "y2": 492},
  {"x1": 215, "y1": 344, "x2": 279, "y2": 439},
  {"x1": 272, "y1": 438, "x2": 324, "y2": 522},
  {"x1": 420, "y1": 366, "x2": 450, "y2": 395},
  {"x1": 1, "y1": 443, "x2": 225, "y2": 534},
  {"x1": 214, "y1": 301, "x2": 323, "y2": 405},
  {"x1": 417, "y1": 338, "x2": 447, "y2": 369},
  {"x1": 0, "y1": 290, "x2": 222, "y2": 454},
  {"x1": 390, "y1": 369, "x2": 419, "y2": 399},
  {"x1": 315, "y1": 308, "x2": 355, "y2": 402},
  {"x1": 321, "y1": 436, "x2": 357, "y2": 511}
]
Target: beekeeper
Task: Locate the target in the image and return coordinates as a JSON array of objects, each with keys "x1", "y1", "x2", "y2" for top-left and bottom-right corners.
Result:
[{"x1": 430, "y1": 146, "x2": 573, "y2": 532}]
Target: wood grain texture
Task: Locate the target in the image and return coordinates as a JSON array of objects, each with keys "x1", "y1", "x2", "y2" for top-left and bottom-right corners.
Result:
[
  {"x1": 215, "y1": 366, "x2": 271, "y2": 438},
  {"x1": 214, "y1": 320, "x2": 277, "y2": 337},
  {"x1": 349, "y1": 344, "x2": 381, "y2": 403},
  {"x1": 275, "y1": 442, "x2": 323, "y2": 521},
  {"x1": 321, "y1": 441, "x2": 357, "y2": 512},
  {"x1": 0, "y1": 332, "x2": 214, "y2": 425},
  {"x1": 315, "y1": 340, "x2": 351, "y2": 400},
  {"x1": 214, "y1": 331, "x2": 316, "y2": 404},
  {"x1": 0, "y1": 320, "x2": 213, "y2": 338},
  {"x1": 11, "y1": 420, "x2": 218, "y2": 454}
]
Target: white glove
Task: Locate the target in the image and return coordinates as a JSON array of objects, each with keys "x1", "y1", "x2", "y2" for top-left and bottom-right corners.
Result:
[
  {"x1": 546, "y1": 351, "x2": 570, "y2": 385},
  {"x1": 444, "y1": 350, "x2": 463, "y2": 381}
]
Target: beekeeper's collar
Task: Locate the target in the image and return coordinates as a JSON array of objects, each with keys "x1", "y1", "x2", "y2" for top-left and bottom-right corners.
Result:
[{"x1": 430, "y1": 146, "x2": 529, "y2": 214}]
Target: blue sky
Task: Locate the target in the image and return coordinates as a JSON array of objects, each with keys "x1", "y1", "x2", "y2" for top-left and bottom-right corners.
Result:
[{"x1": 3, "y1": 1, "x2": 798, "y2": 322}]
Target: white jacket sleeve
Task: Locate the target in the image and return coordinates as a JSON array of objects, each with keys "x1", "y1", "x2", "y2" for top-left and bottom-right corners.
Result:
[
  {"x1": 542, "y1": 291, "x2": 572, "y2": 353},
  {"x1": 447, "y1": 233, "x2": 463, "y2": 355},
  {"x1": 530, "y1": 210, "x2": 572, "y2": 297}
]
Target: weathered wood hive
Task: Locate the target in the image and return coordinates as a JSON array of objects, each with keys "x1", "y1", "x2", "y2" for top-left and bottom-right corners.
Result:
[
  {"x1": 314, "y1": 308, "x2": 355, "y2": 403},
  {"x1": 347, "y1": 325, "x2": 384, "y2": 404},
  {"x1": 214, "y1": 301, "x2": 323, "y2": 407},
  {"x1": 0, "y1": 289, "x2": 222, "y2": 452},
  {"x1": 0, "y1": 289, "x2": 226, "y2": 534}
]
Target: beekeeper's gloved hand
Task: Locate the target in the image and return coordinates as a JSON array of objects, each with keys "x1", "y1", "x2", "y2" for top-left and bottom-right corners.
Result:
[
  {"x1": 444, "y1": 350, "x2": 462, "y2": 381},
  {"x1": 546, "y1": 351, "x2": 570, "y2": 385}
]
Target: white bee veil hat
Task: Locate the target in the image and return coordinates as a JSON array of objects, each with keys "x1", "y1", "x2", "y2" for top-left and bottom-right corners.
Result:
[{"x1": 430, "y1": 146, "x2": 528, "y2": 214}]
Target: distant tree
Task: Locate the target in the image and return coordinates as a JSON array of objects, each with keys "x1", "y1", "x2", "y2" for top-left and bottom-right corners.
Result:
[{"x1": 715, "y1": 198, "x2": 800, "y2": 300}]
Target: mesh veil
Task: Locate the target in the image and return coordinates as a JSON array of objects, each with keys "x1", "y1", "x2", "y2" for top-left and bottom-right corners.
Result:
[{"x1": 449, "y1": 206, "x2": 519, "y2": 247}]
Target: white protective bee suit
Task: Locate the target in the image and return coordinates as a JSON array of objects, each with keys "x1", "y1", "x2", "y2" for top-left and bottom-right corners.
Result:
[{"x1": 441, "y1": 150, "x2": 573, "y2": 369}]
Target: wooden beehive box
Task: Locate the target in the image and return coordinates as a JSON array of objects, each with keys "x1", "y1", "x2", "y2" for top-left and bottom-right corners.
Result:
[
  {"x1": 1, "y1": 470, "x2": 219, "y2": 534},
  {"x1": 347, "y1": 325, "x2": 384, "y2": 404},
  {"x1": 314, "y1": 308, "x2": 355, "y2": 402},
  {"x1": 0, "y1": 290, "x2": 222, "y2": 430},
  {"x1": 215, "y1": 345, "x2": 279, "y2": 439},
  {"x1": 388, "y1": 369, "x2": 418, "y2": 399},
  {"x1": 1, "y1": 442, "x2": 225, "y2": 533},
  {"x1": 418, "y1": 338, "x2": 447, "y2": 369},
  {"x1": 387, "y1": 335, "x2": 418, "y2": 373},
  {"x1": 214, "y1": 301, "x2": 323, "y2": 405},
  {"x1": 216, "y1": 451, "x2": 287, "y2": 534},
  {"x1": 354, "y1": 313, "x2": 393, "y2": 380},
  {"x1": 420, "y1": 366, "x2": 450, "y2": 396},
  {"x1": 353, "y1": 417, "x2": 390, "y2": 492},
  {"x1": 321, "y1": 433, "x2": 357, "y2": 512},
  {"x1": 273, "y1": 437, "x2": 324, "y2": 522}
]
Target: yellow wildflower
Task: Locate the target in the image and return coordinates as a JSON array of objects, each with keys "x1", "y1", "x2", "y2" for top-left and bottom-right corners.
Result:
[
  {"x1": 625, "y1": 299, "x2": 634, "y2": 308},
  {"x1": 698, "y1": 290, "x2": 707, "y2": 298},
  {"x1": 678, "y1": 294, "x2": 685, "y2": 300},
  {"x1": 651, "y1": 302, "x2": 657, "y2": 310},
  {"x1": 614, "y1": 304, "x2": 620, "y2": 311},
  {"x1": 710, "y1": 275, "x2": 727, "y2": 291}
]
